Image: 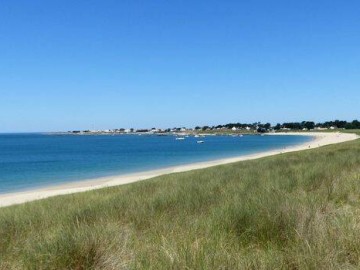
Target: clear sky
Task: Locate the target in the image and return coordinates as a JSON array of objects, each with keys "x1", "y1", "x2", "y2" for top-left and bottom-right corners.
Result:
[{"x1": 1, "y1": 0, "x2": 359, "y2": 132}]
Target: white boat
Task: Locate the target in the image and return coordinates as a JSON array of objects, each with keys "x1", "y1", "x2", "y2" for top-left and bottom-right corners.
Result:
[
  {"x1": 197, "y1": 140, "x2": 204, "y2": 144},
  {"x1": 175, "y1": 137, "x2": 185, "y2": 140},
  {"x1": 194, "y1": 135, "x2": 200, "y2": 138}
]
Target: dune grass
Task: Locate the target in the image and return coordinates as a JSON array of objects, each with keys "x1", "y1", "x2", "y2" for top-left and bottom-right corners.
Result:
[{"x1": 1, "y1": 137, "x2": 360, "y2": 269}]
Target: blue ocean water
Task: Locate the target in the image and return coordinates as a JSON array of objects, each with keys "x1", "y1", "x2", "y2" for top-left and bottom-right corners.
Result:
[{"x1": 0, "y1": 133, "x2": 313, "y2": 194}]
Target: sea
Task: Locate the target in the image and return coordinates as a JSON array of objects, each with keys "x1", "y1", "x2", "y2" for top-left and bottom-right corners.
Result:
[{"x1": 0, "y1": 133, "x2": 313, "y2": 194}]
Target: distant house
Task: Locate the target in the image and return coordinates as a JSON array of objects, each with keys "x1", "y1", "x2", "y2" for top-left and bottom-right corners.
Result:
[
  {"x1": 245, "y1": 126, "x2": 251, "y2": 131},
  {"x1": 232, "y1": 127, "x2": 237, "y2": 131},
  {"x1": 330, "y1": 126, "x2": 336, "y2": 130}
]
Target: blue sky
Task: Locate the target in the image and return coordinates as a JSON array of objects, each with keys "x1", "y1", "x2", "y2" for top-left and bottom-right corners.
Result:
[{"x1": 1, "y1": 0, "x2": 359, "y2": 132}]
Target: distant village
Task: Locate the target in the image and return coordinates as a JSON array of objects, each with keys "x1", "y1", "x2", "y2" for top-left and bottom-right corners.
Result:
[{"x1": 67, "y1": 120, "x2": 360, "y2": 135}]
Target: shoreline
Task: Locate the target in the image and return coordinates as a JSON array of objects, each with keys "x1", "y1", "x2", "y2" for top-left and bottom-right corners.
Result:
[{"x1": 0, "y1": 132, "x2": 358, "y2": 208}]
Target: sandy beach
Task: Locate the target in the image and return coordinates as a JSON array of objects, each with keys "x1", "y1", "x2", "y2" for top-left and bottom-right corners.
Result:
[{"x1": 0, "y1": 132, "x2": 358, "y2": 208}]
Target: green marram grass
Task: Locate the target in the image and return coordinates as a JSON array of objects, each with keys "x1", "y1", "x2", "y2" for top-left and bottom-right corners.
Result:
[{"x1": 1, "y1": 135, "x2": 360, "y2": 269}]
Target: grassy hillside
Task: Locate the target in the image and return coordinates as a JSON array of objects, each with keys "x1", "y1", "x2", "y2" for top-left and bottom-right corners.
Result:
[{"x1": 1, "y1": 136, "x2": 360, "y2": 269}]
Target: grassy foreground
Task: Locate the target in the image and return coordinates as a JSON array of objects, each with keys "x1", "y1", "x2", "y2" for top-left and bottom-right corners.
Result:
[{"x1": 1, "y1": 137, "x2": 360, "y2": 269}]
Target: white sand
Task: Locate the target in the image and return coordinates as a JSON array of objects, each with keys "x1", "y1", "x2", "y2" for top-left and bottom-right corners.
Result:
[{"x1": 0, "y1": 132, "x2": 358, "y2": 208}]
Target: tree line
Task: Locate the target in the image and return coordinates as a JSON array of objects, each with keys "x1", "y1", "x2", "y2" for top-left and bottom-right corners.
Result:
[
  {"x1": 274, "y1": 120, "x2": 360, "y2": 130},
  {"x1": 195, "y1": 120, "x2": 360, "y2": 131}
]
